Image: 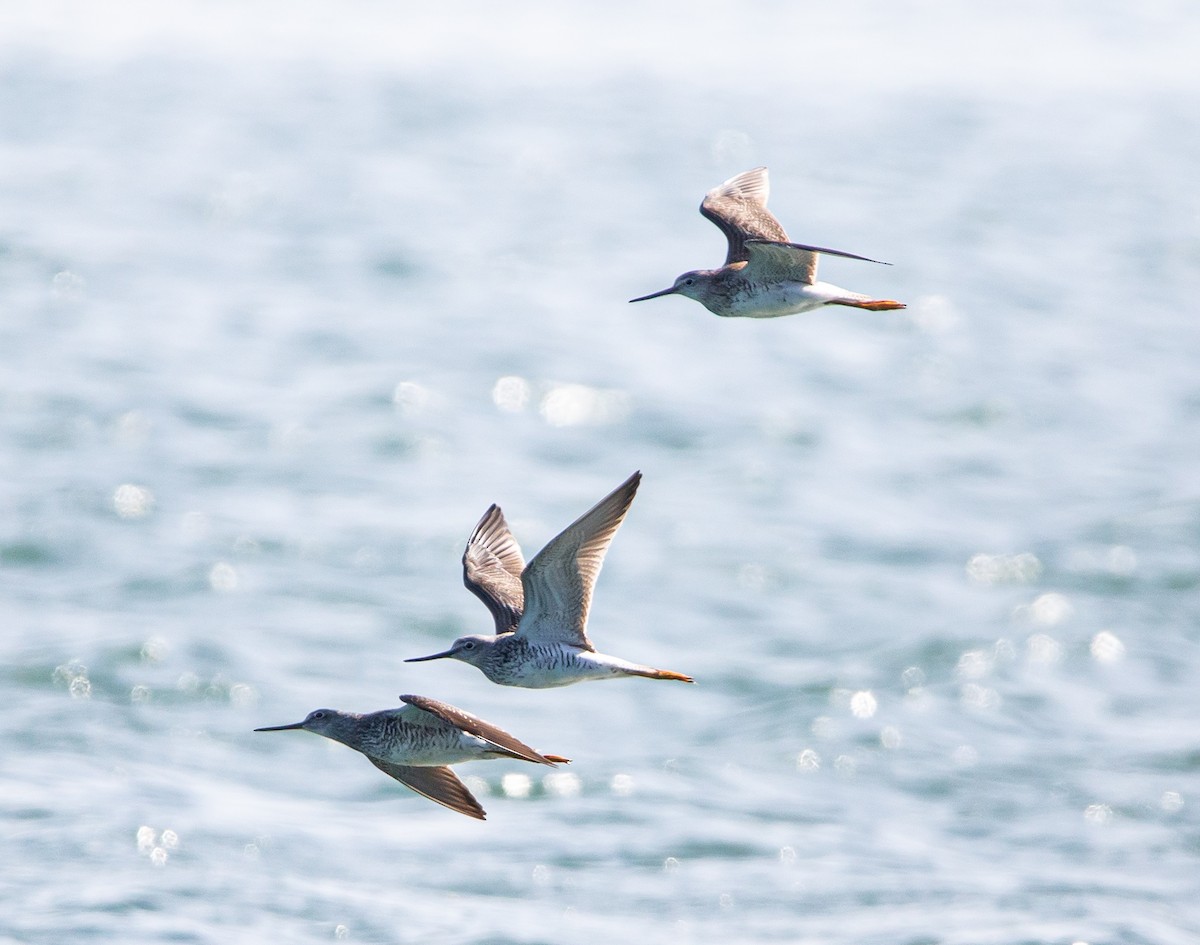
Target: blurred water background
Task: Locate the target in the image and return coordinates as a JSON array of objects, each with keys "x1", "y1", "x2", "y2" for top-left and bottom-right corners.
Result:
[{"x1": 3, "y1": 2, "x2": 1200, "y2": 943}]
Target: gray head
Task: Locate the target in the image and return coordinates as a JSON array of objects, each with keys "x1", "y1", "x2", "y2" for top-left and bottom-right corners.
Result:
[
  {"x1": 405, "y1": 634, "x2": 495, "y2": 669},
  {"x1": 629, "y1": 270, "x2": 715, "y2": 304},
  {"x1": 255, "y1": 708, "x2": 358, "y2": 744}
]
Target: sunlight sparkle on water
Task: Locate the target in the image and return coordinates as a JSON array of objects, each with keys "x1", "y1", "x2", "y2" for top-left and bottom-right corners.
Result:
[
  {"x1": 960, "y1": 683, "x2": 1000, "y2": 710},
  {"x1": 501, "y1": 773, "x2": 532, "y2": 798},
  {"x1": 956, "y1": 649, "x2": 994, "y2": 680},
  {"x1": 849, "y1": 691, "x2": 877, "y2": 719},
  {"x1": 966, "y1": 551, "x2": 1042, "y2": 584},
  {"x1": 53, "y1": 661, "x2": 91, "y2": 699},
  {"x1": 910, "y1": 293, "x2": 962, "y2": 334},
  {"x1": 492, "y1": 375, "x2": 531, "y2": 412},
  {"x1": 1090, "y1": 630, "x2": 1125, "y2": 663},
  {"x1": 228, "y1": 683, "x2": 258, "y2": 708},
  {"x1": 209, "y1": 561, "x2": 239, "y2": 592},
  {"x1": 136, "y1": 826, "x2": 155, "y2": 853},
  {"x1": 539, "y1": 383, "x2": 630, "y2": 427},
  {"x1": 176, "y1": 672, "x2": 201, "y2": 694},
  {"x1": 1027, "y1": 592, "x2": 1073, "y2": 626},
  {"x1": 1026, "y1": 633, "x2": 1063, "y2": 666},
  {"x1": 796, "y1": 749, "x2": 820, "y2": 772},
  {"x1": 113, "y1": 483, "x2": 155, "y2": 520},
  {"x1": 140, "y1": 636, "x2": 168, "y2": 663},
  {"x1": 543, "y1": 771, "x2": 581, "y2": 797},
  {"x1": 1084, "y1": 803, "x2": 1113, "y2": 825},
  {"x1": 610, "y1": 773, "x2": 634, "y2": 796},
  {"x1": 136, "y1": 826, "x2": 178, "y2": 866},
  {"x1": 50, "y1": 269, "x2": 85, "y2": 301},
  {"x1": 392, "y1": 380, "x2": 432, "y2": 415}
]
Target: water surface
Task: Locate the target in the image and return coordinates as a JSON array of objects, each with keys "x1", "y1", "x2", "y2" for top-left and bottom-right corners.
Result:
[{"x1": 3, "y1": 3, "x2": 1200, "y2": 943}]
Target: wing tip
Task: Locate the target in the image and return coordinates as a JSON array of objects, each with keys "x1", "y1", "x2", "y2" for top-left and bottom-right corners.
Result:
[
  {"x1": 464, "y1": 805, "x2": 487, "y2": 821},
  {"x1": 467, "y1": 503, "x2": 506, "y2": 544},
  {"x1": 706, "y1": 166, "x2": 770, "y2": 205},
  {"x1": 745, "y1": 238, "x2": 892, "y2": 267}
]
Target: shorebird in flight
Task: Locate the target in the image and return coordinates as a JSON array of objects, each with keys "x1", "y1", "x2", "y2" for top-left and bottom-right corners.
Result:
[
  {"x1": 630, "y1": 166, "x2": 905, "y2": 318},
  {"x1": 406, "y1": 471, "x2": 694, "y2": 688},
  {"x1": 255, "y1": 694, "x2": 568, "y2": 820}
]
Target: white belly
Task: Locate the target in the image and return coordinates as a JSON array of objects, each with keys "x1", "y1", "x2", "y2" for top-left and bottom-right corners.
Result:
[{"x1": 725, "y1": 282, "x2": 855, "y2": 318}]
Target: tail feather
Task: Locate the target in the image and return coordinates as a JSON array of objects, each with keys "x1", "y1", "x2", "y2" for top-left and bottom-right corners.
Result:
[
  {"x1": 625, "y1": 666, "x2": 695, "y2": 683},
  {"x1": 830, "y1": 298, "x2": 906, "y2": 311}
]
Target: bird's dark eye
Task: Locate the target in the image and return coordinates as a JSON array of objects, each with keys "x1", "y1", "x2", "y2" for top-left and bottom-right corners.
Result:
[
  {"x1": 312, "y1": 711, "x2": 326, "y2": 720},
  {"x1": 684, "y1": 278, "x2": 695, "y2": 286},
  {"x1": 463, "y1": 641, "x2": 476, "y2": 650}
]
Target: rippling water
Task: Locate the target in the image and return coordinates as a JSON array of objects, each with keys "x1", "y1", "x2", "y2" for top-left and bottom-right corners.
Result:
[{"x1": 4, "y1": 3, "x2": 1200, "y2": 944}]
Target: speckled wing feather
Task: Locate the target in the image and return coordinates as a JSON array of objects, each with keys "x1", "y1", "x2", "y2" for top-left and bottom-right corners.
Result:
[
  {"x1": 516, "y1": 471, "x2": 641, "y2": 650},
  {"x1": 462, "y1": 504, "x2": 525, "y2": 634},
  {"x1": 742, "y1": 241, "x2": 820, "y2": 285},
  {"x1": 368, "y1": 758, "x2": 486, "y2": 820},
  {"x1": 742, "y1": 239, "x2": 891, "y2": 287},
  {"x1": 700, "y1": 167, "x2": 789, "y2": 265},
  {"x1": 400, "y1": 695, "x2": 561, "y2": 766}
]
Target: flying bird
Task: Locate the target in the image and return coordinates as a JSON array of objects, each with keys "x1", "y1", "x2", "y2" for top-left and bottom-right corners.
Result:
[
  {"x1": 406, "y1": 471, "x2": 694, "y2": 688},
  {"x1": 629, "y1": 166, "x2": 905, "y2": 318},
  {"x1": 255, "y1": 694, "x2": 568, "y2": 820}
]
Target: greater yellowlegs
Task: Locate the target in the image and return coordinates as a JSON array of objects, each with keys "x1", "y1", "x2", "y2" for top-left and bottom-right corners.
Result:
[
  {"x1": 255, "y1": 694, "x2": 568, "y2": 820},
  {"x1": 406, "y1": 471, "x2": 694, "y2": 687},
  {"x1": 629, "y1": 166, "x2": 905, "y2": 318}
]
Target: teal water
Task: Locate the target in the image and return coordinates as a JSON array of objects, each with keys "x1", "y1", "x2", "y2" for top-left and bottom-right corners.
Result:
[{"x1": 3, "y1": 3, "x2": 1200, "y2": 944}]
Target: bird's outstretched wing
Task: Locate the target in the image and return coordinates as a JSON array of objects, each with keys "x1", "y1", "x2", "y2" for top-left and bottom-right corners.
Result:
[
  {"x1": 516, "y1": 471, "x2": 641, "y2": 650},
  {"x1": 400, "y1": 694, "x2": 565, "y2": 766},
  {"x1": 368, "y1": 759, "x2": 487, "y2": 820},
  {"x1": 701, "y1": 167, "x2": 789, "y2": 265},
  {"x1": 743, "y1": 239, "x2": 892, "y2": 286},
  {"x1": 462, "y1": 504, "x2": 525, "y2": 634}
]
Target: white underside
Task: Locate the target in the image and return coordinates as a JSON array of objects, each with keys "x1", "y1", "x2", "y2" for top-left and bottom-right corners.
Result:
[
  {"x1": 494, "y1": 648, "x2": 650, "y2": 688},
  {"x1": 721, "y1": 281, "x2": 867, "y2": 319},
  {"x1": 377, "y1": 732, "x2": 508, "y2": 766}
]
